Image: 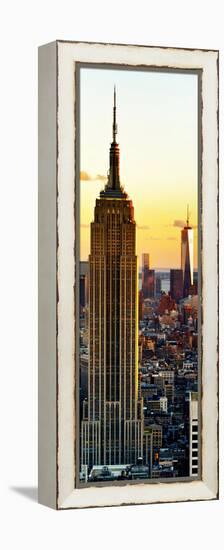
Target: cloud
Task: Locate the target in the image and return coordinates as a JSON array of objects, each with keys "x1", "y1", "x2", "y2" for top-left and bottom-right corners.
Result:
[
  {"x1": 96, "y1": 174, "x2": 107, "y2": 182},
  {"x1": 80, "y1": 171, "x2": 92, "y2": 181},
  {"x1": 137, "y1": 225, "x2": 150, "y2": 230},
  {"x1": 145, "y1": 235, "x2": 162, "y2": 241},
  {"x1": 173, "y1": 219, "x2": 186, "y2": 228},
  {"x1": 80, "y1": 171, "x2": 107, "y2": 182},
  {"x1": 173, "y1": 220, "x2": 198, "y2": 229}
]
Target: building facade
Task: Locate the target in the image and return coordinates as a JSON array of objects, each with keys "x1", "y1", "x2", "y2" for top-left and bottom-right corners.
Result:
[
  {"x1": 142, "y1": 254, "x2": 155, "y2": 299},
  {"x1": 142, "y1": 253, "x2": 150, "y2": 271},
  {"x1": 81, "y1": 89, "x2": 144, "y2": 472},
  {"x1": 188, "y1": 391, "x2": 199, "y2": 477},
  {"x1": 170, "y1": 268, "x2": 183, "y2": 302}
]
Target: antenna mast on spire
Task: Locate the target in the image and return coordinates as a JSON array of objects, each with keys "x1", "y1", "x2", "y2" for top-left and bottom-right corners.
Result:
[
  {"x1": 187, "y1": 204, "x2": 190, "y2": 227},
  {"x1": 113, "y1": 85, "x2": 117, "y2": 142},
  {"x1": 100, "y1": 86, "x2": 127, "y2": 198}
]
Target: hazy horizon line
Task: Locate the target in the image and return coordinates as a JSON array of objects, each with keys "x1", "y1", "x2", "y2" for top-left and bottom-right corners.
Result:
[{"x1": 80, "y1": 260, "x2": 198, "y2": 272}]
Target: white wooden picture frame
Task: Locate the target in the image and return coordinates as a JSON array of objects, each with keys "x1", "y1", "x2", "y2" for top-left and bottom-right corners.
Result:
[{"x1": 38, "y1": 40, "x2": 219, "y2": 509}]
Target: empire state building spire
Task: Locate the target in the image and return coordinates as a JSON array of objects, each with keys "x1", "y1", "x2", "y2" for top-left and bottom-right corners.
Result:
[
  {"x1": 113, "y1": 85, "x2": 117, "y2": 142},
  {"x1": 100, "y1": 87, "x2": 126, "y2": 198}
]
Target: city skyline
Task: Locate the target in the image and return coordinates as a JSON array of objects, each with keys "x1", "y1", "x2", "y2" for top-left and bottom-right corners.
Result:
[
  {"x1": 79, "y1": 83, "x2": 199, "y2": 483},
  {"x1": 80, "y1": 67, "x2": 198, "y2": 268}
]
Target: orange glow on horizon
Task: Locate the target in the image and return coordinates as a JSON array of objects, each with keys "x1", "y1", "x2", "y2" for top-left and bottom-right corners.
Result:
[
  {"x1": 80, "y1": 178, "x2": 198, "y2": 269},
  {"x1": 80, "y1": 68, "x2": 198, "y2": 269}
]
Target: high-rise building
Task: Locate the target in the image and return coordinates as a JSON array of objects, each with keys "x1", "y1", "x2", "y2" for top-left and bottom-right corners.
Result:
[
  {"x1": 164, "y1": 383, "x2": 174, "y2": 405},
  {"x1": 143, "y1": 428, "x2": 153, "y2": 471},
  {"x1": 145, "y1": 424, "x2": 163, "y2": 463},
  {"x1": 188, "y1": 391, "x2": 199, "y2": 477},
  {"x1": 148, "y1": 269, "x2": 155, "y2": 298},
  {"x1": 80, "y1": 275, "x2": 87, "y2": 309},
  {"x1": 80, "y1": 261, "x2": 89, "y2": 276},
  {"x1": 170, "y1": 269, "x2": 183, "y2": 302},
  {"x1": 139, "y1": 289, "x2": 144, "y2": 321},
  {"x1": 142, "y1": 261, "x2": 155, "y2": 298},
  {"x1": 80, "y1": 261, "x2": 89, "y2": 309},
  {"x1": 155, "y1": 274, "x2": 162, "y2": 297},
  {"x1": 142, "y1": 253, "x2": 150, "y2": 270},
  {"x1": 181, "y1": 206, "x2": 194, "y2": 298},
  {"x1": 142, "y1": 253, "x2": 154, "y2": 298},
  {"x1": 190, "y1": 270, "x2": 198, "y2": 296},
  {"x1": 81, "y1": 89, "x2": 144, "y2": 472}
]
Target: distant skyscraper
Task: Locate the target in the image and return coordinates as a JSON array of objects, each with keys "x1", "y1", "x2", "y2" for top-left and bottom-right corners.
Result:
[
  {"x1": 80, "y1": 261, "x2": 89, "y2": 308},
  {"x1": 81, "y1": 88, "x2": 144, "y2": 472},
  {"x1": 146, "y1": 424, "x2": 163, "y2": 464},
  {"x1": 142, "y1": 253, "x2": 150, "y2": 270},
  {"x1": 139, "y1": 289, "x2": 144, "y2": 321},
  {"x1": 191, "y1": 270, "x2": 198, "y2": 295},
  {"x1": 148, "y1": 270, "x2": 155, "y2": 298},
  {"x1": 142, "y1": 254, "x2": 155, "y2": 298},
  {"x1": 181, "y1": 206, "x2": 194, "y2": 298},
  {"x1": 170, "y1": 269, "x2": 183, "y2": 302},
  {"x1": 155, "y1": 274, "x2": 162, "y2": 297},
  {"x1": 80, "y1": 275, "x2": 88, "y2": 309}
]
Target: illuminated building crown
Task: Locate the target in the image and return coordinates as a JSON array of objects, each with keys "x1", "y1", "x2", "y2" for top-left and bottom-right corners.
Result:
[{"x1": 100, "y1": 87, "x2": 127, "y2": 199}]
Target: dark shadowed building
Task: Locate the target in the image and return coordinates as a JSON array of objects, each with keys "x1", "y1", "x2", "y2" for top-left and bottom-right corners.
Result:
[{"x1": 170, "y1": 269, "x2": 183, "y2": 302}]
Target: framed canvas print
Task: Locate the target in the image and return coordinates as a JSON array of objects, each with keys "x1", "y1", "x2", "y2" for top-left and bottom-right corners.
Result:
[{"x1": 38, "y1": 40, "x2": 219, "y2": 509}]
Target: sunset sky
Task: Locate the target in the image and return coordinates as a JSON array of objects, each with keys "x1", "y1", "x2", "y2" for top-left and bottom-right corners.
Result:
[{"x1": 80, "y1": 67, "x2": 198, "y2": 269}]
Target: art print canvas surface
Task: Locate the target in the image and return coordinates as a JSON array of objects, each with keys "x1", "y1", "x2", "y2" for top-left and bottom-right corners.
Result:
[
  {"x1": 78, "y1": 65, "x2": 200, "y2": 485},
  {"x1": 38, "y1": 41, "x2": 218, "y2": 509}
]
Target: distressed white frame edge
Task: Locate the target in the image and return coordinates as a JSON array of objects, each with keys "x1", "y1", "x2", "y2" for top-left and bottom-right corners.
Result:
[
  {"x1": 38, "y1": 42, "x2": 57, "y2": 509},
  {"x1": 38, "y1": 40, "x2": 218, "y2": 510}
]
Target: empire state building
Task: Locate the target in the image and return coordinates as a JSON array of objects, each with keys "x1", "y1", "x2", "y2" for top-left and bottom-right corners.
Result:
[{"x1": 81, "y1": 89, "x2": 143, "y2": 471}]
